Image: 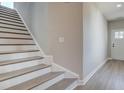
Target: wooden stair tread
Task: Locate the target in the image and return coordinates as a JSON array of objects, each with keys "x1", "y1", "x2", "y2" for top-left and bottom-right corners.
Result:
[
  {"x1": 6, "y1": 72, "x2": 65, "y2": 90},
  {"x1": 0, "y1": 5, "x2": 71, "y2": 90},
  {"x1": 0, "y1": 21, "x2": 25, "y2": 28},
  {"x1": 0, "y1": 50, "x2": 39, "y2": 55},
  {"x1": 0, "y1": 37, "x2": 32, "y2": 40},
  {"x1": 0, "y1": 25, "x2": 27, "y2": 31},
  {"x1": 0, "y1": 8, "x2": 16, "y2": 14},
  {"x1": 0, "y1": 64, "x2": 51, "y2": 81},
  {"x1": 47, "y1": 78, "x2": 78, "y2": 90},
  {"x1": 0, "y1": 56, "x2": 44, "y2": 66},
  {"x1": 0, "y1": 11, "x2": 19, "y2": 18},
  {"x1": 0, "y1": 44, "x2": 35, "y2": 46},
  {"x1": 0, "y1": 9, "x2": 18, "y2": 15},
  {"x1": 0, "y1": 9, "x2": 17, "y2": 15},
  {"x1": 0, "y1": 6, "x2": 20, "y2": 21},
  {"x1": 0, "y1": 15, "x2": 21, "y2": 22},
  {"x1": 0, "y1": 31, "x2": 30, "y2": 35},
  {"x1": 0, "y1": 13, "x2": 20, "y2": 20},
  {"x1": 0, "y1": 18, "x2": 23, "y2": 25}
]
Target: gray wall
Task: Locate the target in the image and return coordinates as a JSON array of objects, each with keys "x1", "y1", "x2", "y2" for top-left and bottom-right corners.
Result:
[
  {"x1": 83, "y1": 3, "x2": 108, "y2": 78},
  {"x1": 30, "y1": 3, "x2": 48, "y2": 53},
  {"x1": 14, "y1": 2, "x2": 108, "y2": 79},
  {"x1": 48, "y1": 3, "x2": 83, "y2": 78},
  {"x1": 14, "y1": 2, "x2": 32, "y2": 30},
  {"x1": 14, "y1": 3, "x2": 48, "y2": 52},
  {"x1": 14, "y1": 2, "x2": 83, "y2": 78}
]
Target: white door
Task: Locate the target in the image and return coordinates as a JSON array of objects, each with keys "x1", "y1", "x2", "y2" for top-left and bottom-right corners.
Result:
[{"x1": 111, "y1": 29, "x2": 124, "y2": 60}]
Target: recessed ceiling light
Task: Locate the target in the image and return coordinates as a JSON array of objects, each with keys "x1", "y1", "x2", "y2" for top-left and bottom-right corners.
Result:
[{"x1": 116, "y1": 4, "x2": 122, "y2": 8}]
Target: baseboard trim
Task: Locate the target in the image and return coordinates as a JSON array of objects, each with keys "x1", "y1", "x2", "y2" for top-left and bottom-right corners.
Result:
[
  {"x1": 78, "y1": 80, "x2": 84, "y2": 85},
  {"x1": 66, "y1": 79, "x2": 79, "y2": 90},
  {"x1": 52, "y1": 62, "x2": 80, "y2": 78},
  {"x1": 79, "y1": 58, "x2": 109, "y2": 85},
  {"x1": 107, "y1": 57, "x2": 112, "y2": 61},
  {"x1": 49, "y1": 55, "x2": 79, "y2": 79}
]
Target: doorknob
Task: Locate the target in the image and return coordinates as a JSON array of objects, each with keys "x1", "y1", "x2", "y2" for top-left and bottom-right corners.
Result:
[{"x1": 112, "y1": 43, "x2": 115, "y2": 48}]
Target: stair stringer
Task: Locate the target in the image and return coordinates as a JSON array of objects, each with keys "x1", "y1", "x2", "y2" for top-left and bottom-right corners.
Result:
[{"x1": 15, "y1": 9, "x2": 45, "y2": 57}]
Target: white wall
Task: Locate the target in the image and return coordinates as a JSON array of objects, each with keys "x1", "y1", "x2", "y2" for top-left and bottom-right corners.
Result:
[{"x1": 83, "y1": 3, "x2": 108, "y2": 78}]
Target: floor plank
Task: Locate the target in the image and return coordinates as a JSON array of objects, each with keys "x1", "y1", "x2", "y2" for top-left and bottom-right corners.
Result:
[{"x1": 75, "y1": 60, "x2": 124, "y2": 90}]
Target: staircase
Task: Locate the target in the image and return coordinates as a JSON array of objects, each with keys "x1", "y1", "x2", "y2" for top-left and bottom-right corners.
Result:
[{"x1": 0, "y1": 5, "x2": 78, "y2": 90}]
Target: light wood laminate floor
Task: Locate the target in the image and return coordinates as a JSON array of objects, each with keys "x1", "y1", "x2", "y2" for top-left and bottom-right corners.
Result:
[{"x1": 75, "y1": 60, "x2": 124, "y2": 90}]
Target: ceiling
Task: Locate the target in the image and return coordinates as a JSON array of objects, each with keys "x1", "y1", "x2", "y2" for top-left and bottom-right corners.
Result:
[{"x1": 95, "y1": 2, "x2": 124, "y2": 21}]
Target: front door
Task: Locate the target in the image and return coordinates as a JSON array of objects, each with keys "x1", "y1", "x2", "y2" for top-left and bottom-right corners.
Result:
[{"x1": 111, "y1": 29, "x2": 124, "y2": 60}]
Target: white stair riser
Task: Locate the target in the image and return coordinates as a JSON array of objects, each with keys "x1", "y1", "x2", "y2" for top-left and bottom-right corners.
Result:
[
  {"x1": 0, "y1": 60, "x2": 45, "y2": 74},
  {"x1": 0, "y1": 45, "x2": 38, "y2": 52},
  {"x1": 0, "y1": 20, "x2": 24, "y2": 26},
  {"x1": 0, "y1": 9, "x2": 17, "y2": 14},
  {"x1": 0, "y1": 52, "x2": 41, "y2": 61},
  {"x1": 0, "y1": 9, "x2": 17, "y2": 12},
  {"x1": 0, "y1": 10, "x2": 17, "y2": 14},
  {"x1": 32, "y1": 73, "x2": 64, "y2": 90},
  {"x1": 0, "y1": 33, "x2": 31, "y2": 38},
  {"x1": 0, "y1": 14, "x2": 20, "y2": 19},
  {"x1": 0, "y1": 67, "x2": 51, "y2": 89},
  {"x1": 0, "y1": 39, "x2": 34, "y2": 44},
  {"x1": 0, "y1": 28, "x2": 29, "y2": 34},
  {"x1": 0, "y1": 9, "x2": 18, "y2": 16},
  {"x1": 0, "y1": 11, "x2": 18, "y2": 16},
  {"x1": 0, "y1": 16, "x2": 20, "y2": 21},
  {"x1": 0, "y1": 17, "x2": 22, "y2": 23},
  {"x1": 65, "y1": 80, "x2": 78, "y2": 90},
  {"x1": 0, "y1": 24, "x2": 26, "y2": 30}
]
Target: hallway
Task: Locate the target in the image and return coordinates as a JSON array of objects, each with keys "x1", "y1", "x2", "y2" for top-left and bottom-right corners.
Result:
[
  {"x1": 1, "y1": 2, "x2": 124, "y2": 90},
  {"x1": 75, "y1": 60, "x2": 124, "y2": 90}
]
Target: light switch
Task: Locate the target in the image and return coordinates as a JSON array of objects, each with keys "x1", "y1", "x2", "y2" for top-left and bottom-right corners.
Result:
[{"x1": 59, "y1": 37, "x2": 64, "y2": 43}]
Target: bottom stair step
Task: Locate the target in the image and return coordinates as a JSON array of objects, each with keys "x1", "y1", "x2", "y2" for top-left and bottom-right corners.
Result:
[
  {"x1": 0, "y1": 64, "x2": 51, "y2": 81},
  {"x1": 6, "y1": 72, "x2": 65, "y2": 90},
  {"x1": 47, "y1": 78, "x2": 78, "y2": 90}
]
